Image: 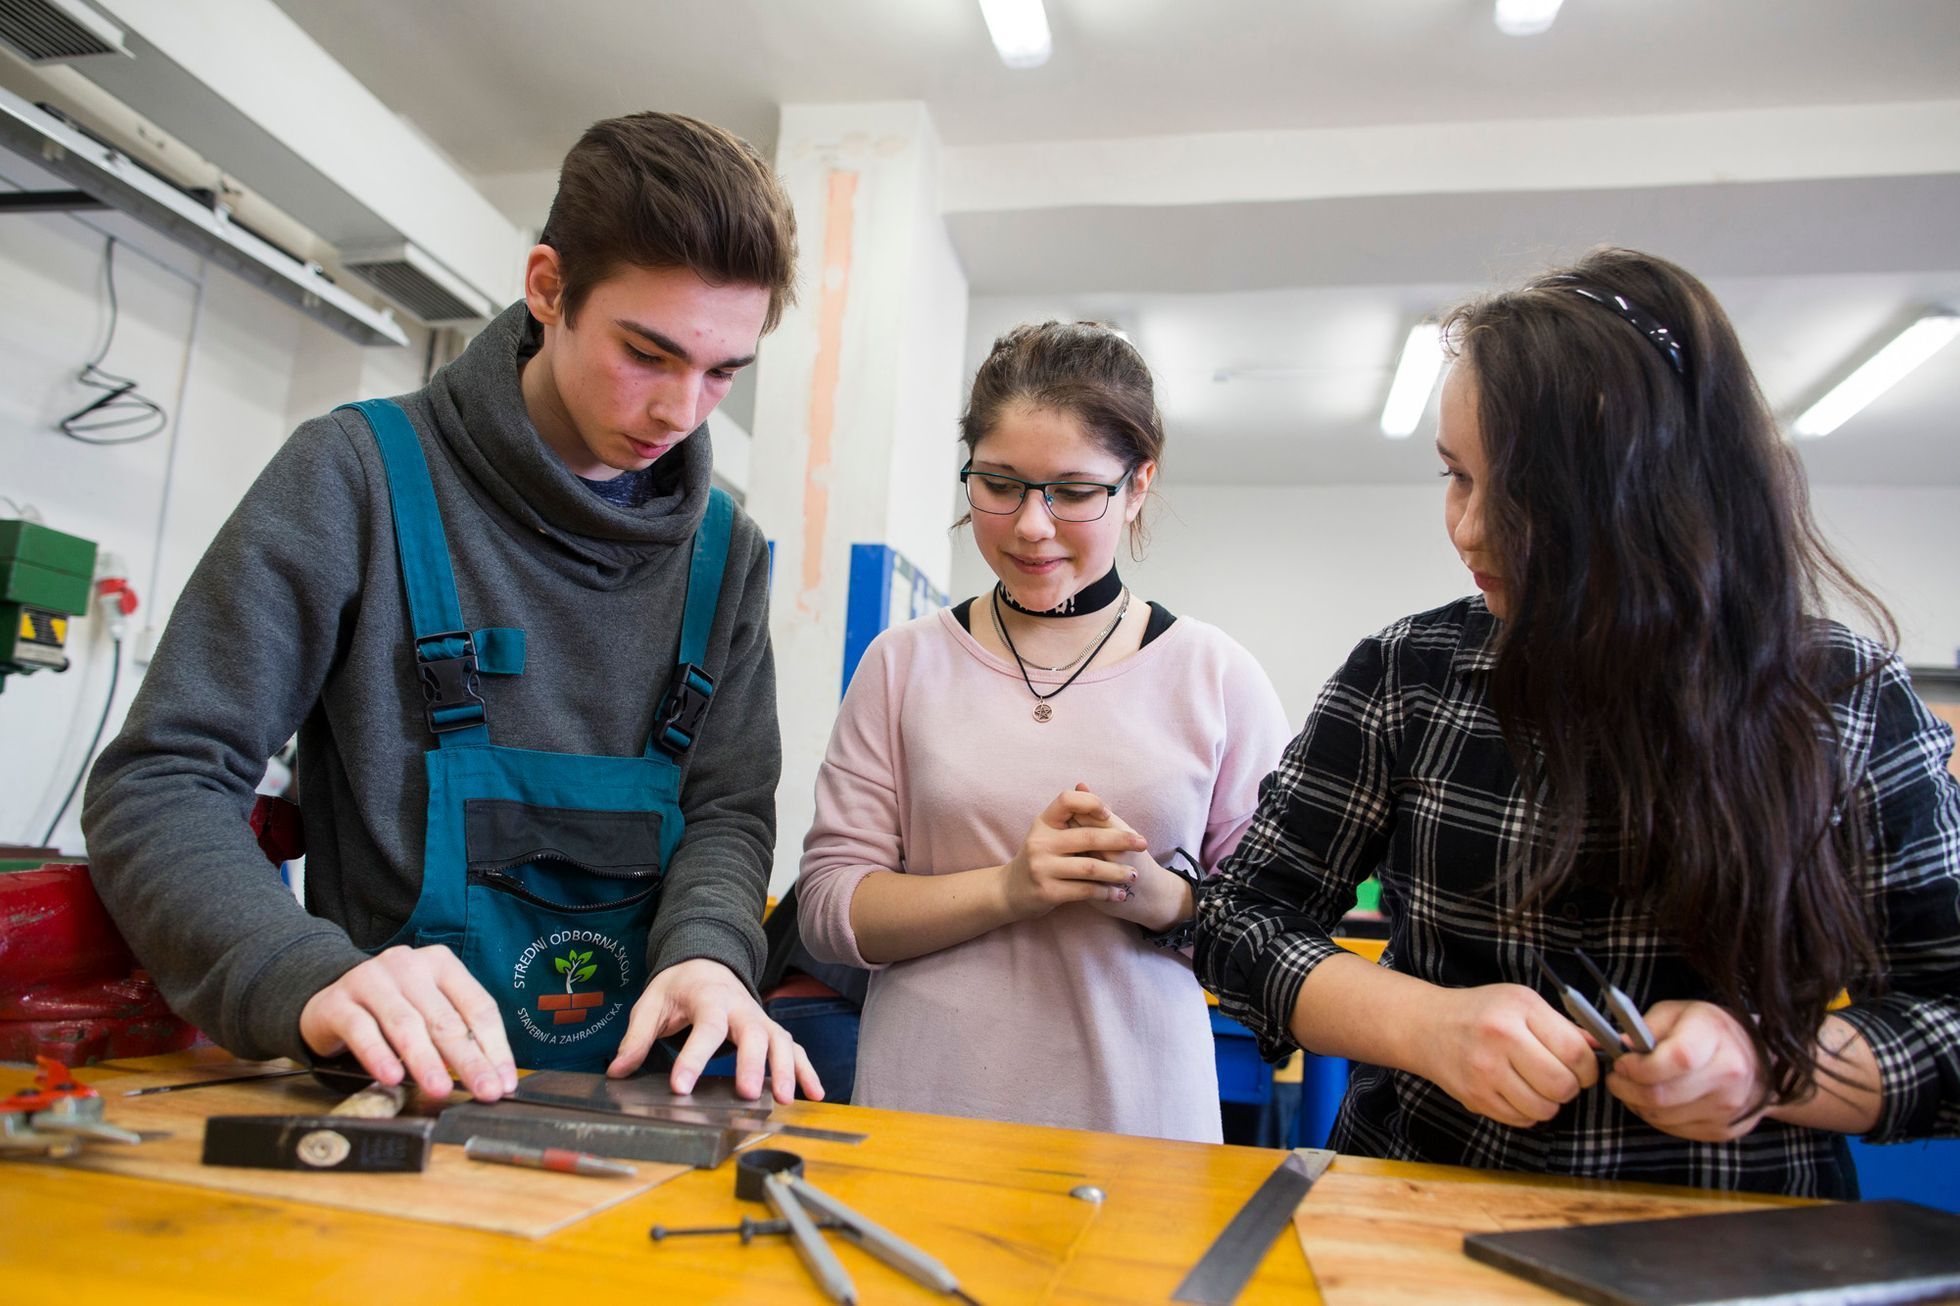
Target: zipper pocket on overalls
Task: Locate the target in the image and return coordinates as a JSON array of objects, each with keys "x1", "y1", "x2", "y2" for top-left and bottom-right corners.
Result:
[
  {"x1": 467, "y1": 866, "x2": 660, "y2": 914},
  {"x1": 474, "y1": 850, "x2": 661, "y2": 879}
]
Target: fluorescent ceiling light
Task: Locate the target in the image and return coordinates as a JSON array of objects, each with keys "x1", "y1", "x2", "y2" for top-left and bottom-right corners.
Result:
[
  {"x1": 1792, "y1": 312, "x2": 1959, "y2": 437},
  {"x1": 978, "y1": 0, "x2": 1051, "y2": 69},
  {"x1": 1381, "y1": 323, "x2": 1444, "y2": 438},
  {"x1": 1495, "y1": 0, "x2": 1564, "y2": 36}
]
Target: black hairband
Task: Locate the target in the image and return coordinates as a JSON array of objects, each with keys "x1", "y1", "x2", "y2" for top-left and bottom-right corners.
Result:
[{"x1": 1548, "y1": 277, "x2": 1689, "y2": 380}]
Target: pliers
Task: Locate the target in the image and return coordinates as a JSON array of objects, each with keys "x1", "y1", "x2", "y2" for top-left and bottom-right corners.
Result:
[
  {"x1": 1527, "y1": 948, "x2": 1657, "y2": 1061},
  {"x1": 1, "y1": 1057, "x2": 146, "y2": 1158}
]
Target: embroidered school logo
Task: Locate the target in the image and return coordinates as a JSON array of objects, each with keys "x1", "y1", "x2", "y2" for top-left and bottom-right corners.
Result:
[
  {"x1": 510, "y1": 930, "x2": 632, "y2": 1046},
  {"x1": 542, "y1": 947, "x2": 603, "y2": 1023}
]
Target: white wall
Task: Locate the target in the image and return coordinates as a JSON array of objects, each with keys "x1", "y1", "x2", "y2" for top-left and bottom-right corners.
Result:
[
  {"x1": 747, "y1": 102, "x2": 972, "y2": 895},
  {"x1": 0, "y1": 210, "x2": 426, "y2": 855},
  {"x1": 1812, "y1": 486, "x2": 1960, "y2": 669},
  {"x1": 950, "y1": 484, "x2": 1467, "y2": 726},
  {"x1": 951, "y1": 482, "x2": 1960, "y2": 729}
]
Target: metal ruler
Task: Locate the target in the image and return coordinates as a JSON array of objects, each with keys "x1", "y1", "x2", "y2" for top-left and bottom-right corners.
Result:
[{"x1": 1172, "y1": 1148, "x2": 1335, "y2": 1305}]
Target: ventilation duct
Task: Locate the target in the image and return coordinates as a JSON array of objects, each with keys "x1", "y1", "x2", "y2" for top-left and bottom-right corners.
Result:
[
  {"x1": 71, "y1": 0, "x2": 522, "y2": 320},
  {"x1": 0, "y1": 0, "x2": 127, "y2": 64},
  {"x1": 0, "y1": 85, "x2": 407, "y2": 347},
  {"x1": 341, "y1": 242, "x2": 492, "y2": 326}
]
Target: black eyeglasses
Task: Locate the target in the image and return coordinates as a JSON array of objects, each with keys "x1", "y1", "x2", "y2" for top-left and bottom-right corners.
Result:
[
  {"x1": 959, "y1": 462, "x2": 1133, "y2": 523},
  {"x1": 1548, "y1": 277, "x2": 1689, "y2": 379}
]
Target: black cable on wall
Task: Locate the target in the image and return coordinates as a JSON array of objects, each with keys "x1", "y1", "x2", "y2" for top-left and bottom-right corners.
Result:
[{"x1": 57, "y1": 236, "x2": 169, "y2": 446}]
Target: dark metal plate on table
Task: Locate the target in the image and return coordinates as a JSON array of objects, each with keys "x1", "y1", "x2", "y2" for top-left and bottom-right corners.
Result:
[
  {"x1": 433, "y1": 1100, "x2": 744, "y2": 1169},
  {"x1": 514, "y1": 1071, "x2": 866, "y2": 1145},
  {"x1": 1463, "y1": 1199, "x2": 1960, "y2": 1305}
]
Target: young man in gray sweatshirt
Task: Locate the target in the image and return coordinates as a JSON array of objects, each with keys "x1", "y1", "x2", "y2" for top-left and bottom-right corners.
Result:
[{"x1": 82, "y1": 113, "x2": 820, "y2": 1105}]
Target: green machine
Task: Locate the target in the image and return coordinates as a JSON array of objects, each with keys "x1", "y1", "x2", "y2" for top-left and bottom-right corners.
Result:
[{"x1": 0, "y1": 518, "x2": 97, "y2": 692}]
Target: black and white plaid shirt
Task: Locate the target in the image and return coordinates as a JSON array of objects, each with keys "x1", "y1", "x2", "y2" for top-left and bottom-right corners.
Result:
[{"x1": 1196, "y1": 596, "x2": 1960, "y2": 1199}]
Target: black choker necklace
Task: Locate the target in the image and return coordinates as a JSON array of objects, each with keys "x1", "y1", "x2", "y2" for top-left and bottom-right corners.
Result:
[{"x1": 997, "y1": 566, "x2": 1123, "y2": 619}]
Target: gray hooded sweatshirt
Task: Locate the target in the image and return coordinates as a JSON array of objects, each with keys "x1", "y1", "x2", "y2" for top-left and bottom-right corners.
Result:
[{"x1": 82, "y1": 303, "x2": 780, "y2": 1061}]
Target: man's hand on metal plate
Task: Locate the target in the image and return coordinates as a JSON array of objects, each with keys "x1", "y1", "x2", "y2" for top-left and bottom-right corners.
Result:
[{"x1": 607, "y1": 956, "x2": 824, "y2": 1105}]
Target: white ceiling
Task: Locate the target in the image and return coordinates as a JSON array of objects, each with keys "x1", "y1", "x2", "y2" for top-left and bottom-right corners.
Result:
[
  {"x1": 274, "y1": 0, "x2": 1960, "y2": 168},
  {"x1": 270, "y1": 0, "x2": 1960, "y2": 485},
  {"x1": 972, "y1": 269, "x2": 1960, "y2": 487}
]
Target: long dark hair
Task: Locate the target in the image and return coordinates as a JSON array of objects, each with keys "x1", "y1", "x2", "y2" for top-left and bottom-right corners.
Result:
[{"x1": 1443, "y1": 247, "x2": 1893, "y2": 1111}]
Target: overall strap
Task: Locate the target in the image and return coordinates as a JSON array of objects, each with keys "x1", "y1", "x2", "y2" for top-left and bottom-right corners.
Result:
[
  {"x1": 338, "y1": 399, "x2": 491, "y2": 747},
  {"x1": 649, "y1": 487, "x2": 735, "y2": 759}
]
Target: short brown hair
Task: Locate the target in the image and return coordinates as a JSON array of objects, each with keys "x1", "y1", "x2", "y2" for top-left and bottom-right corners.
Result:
[
  {"x1": 958, "y1": 321, "x2": 1164, "y2": 552},
  {"x1": 541, "y1": 112, "x2": 798, "y2": 331}
]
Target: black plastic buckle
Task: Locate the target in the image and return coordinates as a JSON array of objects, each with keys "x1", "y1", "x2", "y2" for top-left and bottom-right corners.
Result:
[
  {"x1": 653, "y1": 663, "x2": 716, "y2": 757},
  {"x1": 415, "y1": 630, "x2": 485, "y2": 734}
]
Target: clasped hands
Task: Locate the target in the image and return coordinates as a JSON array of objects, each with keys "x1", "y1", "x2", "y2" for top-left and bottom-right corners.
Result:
[{"x1": 998, "y1": 784, "x2": 1193, "y2": 933}]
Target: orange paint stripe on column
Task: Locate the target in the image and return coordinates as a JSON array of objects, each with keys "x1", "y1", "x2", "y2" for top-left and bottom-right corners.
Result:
[{"x1": 798, "y1": 169, "x2": 858, "y2": 616}]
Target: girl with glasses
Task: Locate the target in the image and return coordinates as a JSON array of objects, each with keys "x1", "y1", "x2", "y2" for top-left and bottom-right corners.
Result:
[
  {"x1": 796, "y1": 321, "x2": 1290, "y2": 1141},
  {"x1": 1197, "y1": 248, "x2": 1960, "y2": 1197}
]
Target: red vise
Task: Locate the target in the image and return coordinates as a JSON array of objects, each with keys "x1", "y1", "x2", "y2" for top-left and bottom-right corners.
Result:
[{"x1": 0, "y1": 863, "x2": 203, "y2": 1066}]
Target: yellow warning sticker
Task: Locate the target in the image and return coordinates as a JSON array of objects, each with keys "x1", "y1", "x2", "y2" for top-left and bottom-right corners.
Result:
[{"x1": 16, "y1": 611, "x2": 68, "y2": 646}]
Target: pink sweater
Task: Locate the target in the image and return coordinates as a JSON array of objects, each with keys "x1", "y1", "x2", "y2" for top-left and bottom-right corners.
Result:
[{"x1": 797, "y1": 608, "x2": 1290, "y2": 1141}]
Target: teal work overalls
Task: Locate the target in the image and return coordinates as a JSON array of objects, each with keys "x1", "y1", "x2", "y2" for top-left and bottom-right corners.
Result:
[{"x1": 341, "y1": 399, "x2": 731, "y2": 1071}]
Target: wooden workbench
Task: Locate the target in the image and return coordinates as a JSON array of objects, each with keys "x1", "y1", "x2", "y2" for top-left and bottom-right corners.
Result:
[{"x1": 2, "y1": 1050, "x2": 1794, "y2": 1305}]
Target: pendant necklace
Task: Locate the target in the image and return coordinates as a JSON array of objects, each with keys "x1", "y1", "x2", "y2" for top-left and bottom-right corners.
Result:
[
  {"x1": 993, "y1": 585, "x2": 1130, "y2": 723},
  {"x1": 989, "y1": 589, "x2": 1108, "y2": 674}
]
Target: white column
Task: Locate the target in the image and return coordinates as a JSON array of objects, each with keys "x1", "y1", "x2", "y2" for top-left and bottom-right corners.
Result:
[{"x1": 746, "y1": 101, "x2": 971, "y2": 894}]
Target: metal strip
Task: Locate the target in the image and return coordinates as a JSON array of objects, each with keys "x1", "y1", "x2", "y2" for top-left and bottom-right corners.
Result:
[{"x1": 1172, "y1": 1148, "x2": 1334, "y2": 1305}]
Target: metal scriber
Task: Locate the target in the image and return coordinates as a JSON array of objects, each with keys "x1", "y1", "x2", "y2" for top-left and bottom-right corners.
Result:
[{"x1": 124, "y1": 1068, "x2": 311, "y2": 1096}]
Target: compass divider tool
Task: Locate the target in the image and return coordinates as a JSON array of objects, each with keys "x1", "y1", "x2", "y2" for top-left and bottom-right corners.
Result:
[{"x1": 722, "y1": 1146, "x2": 982, "y2": 1306}]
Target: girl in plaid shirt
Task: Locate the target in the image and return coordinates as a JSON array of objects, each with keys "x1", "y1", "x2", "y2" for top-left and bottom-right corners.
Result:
[{"x1": 1197, "y1": 248, "x2": 1960, "y2": 1197}]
